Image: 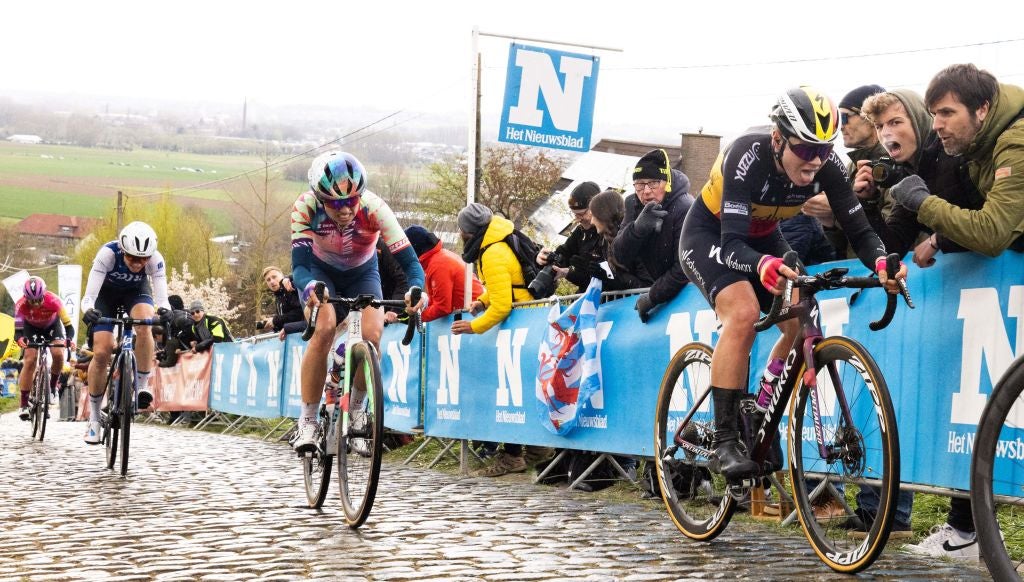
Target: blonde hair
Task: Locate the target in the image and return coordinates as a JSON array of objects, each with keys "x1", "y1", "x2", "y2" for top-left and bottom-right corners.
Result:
[
  {"x1": 860, "y1": 93, "x2": 905, "y2": 125},
  {"x1": 261, "y1": 266, "x2": 283, "y2": 279}
]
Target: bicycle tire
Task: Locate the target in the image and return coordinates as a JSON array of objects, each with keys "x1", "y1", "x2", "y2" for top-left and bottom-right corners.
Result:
[
  {"x1": 104, "y1": 357, "x2": 119, "y2": 470},
  {"x1": 30, "y1": 363, "x2": 47, "y2": 440},
  {"x1": 971, "y1": 355, "x2": 1024, "y2": 581},
  {"x1": 654, "y1": 342, "x2": 736, "y2": 540},
  {"x1": 38, "y1": 367, "x2": 50, "y2": 442},
  {"x1": 336, "y1": 341, "x2": 384, "y2": 528},
  {"x1": 788, "y1": 336, "x2": 899, "y2": 574},
  {"x1": 118, "y1": 353, "x2": 136, "y2": 477},
  {"x1": 303, "y1": 406, "x2": 333, "y2": 509}
]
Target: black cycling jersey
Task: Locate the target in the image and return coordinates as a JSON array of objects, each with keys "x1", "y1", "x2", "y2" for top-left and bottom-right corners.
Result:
[{"x1": 696, "y1": 129, "x2": 885, "y2": 273}]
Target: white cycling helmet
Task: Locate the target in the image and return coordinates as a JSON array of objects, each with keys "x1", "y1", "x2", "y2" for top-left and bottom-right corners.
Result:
[{"x1": 119, "y1": 221, "x2": 158, "y2": 257}]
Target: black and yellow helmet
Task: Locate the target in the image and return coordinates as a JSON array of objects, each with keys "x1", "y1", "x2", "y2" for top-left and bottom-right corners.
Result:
[{"x1": 770, "y1": 87, "x2": 840, "y2": 145}]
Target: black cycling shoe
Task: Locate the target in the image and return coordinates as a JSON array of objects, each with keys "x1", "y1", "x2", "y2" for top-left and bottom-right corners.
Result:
[{"x1": 713, "y1": 435, "x2": 759, "y2": 482}]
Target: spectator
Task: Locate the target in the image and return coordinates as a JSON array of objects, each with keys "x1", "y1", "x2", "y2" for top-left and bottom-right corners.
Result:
[
  {"x1": 612, "y1": 148, "x2": 692, "y2": 322},
  {"x1": 588, "y1": 189, "x2": 653, "y2": 290},
  {"x1": 536, "y1": 181, "x2": 604, "y2": 292},
  {"x1": 404, "y1": 224, "x2": 483, "y2": 322},
  {"x1": 452, "y1": 202, "x2": 552, "y2": 476},
  {"x1": 377, "y1": 238, "x2": 411, "y2": 324},
  {"x1": 799, "y1": 84, "x2": 890, "y2": 259},
  {"x1": 159, "y1": 295, "x2": 196, "y2": 367},
  {"x1": 890, "y1": 63, "x2": 1024, "y2": 560},
  {"x1": 188, "y1": 300, "x2": 233, "y2": 352},
  {"x1": 260, "y1": 266, "x2": 304, "y2": 335}
]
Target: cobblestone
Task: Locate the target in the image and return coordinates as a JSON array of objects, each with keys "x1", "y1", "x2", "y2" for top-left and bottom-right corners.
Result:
[{"x1": 0, "y1": 412, "x2": 990, "y2": 580}]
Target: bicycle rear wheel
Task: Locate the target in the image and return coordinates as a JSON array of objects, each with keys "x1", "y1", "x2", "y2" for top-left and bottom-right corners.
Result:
[
  {"x1": 303, "y1": 406, "x2": 333, "y2": 508},
  {"x1": 654, "y1": 342, "x2": 736, "y2": 540},
  {"x1": 788, "y1": 336, "x2": 899, "y2": 574},
  {"x1": 118, "y1": 353, "x2": 136, "y2": 476},
  {"x1": 971, "y1": 355, "x2": 1024, "y2": 581},
  {"x1": 336, "y1": 341, "x2": 384, "y2": 528}
]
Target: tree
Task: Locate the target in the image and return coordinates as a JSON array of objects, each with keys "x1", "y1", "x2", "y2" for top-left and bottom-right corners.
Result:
[
  {"x1": 420, "y1": 144, "x2": 567, "y2": 229},
  {"x1": 166, "y1": 263, "x2": 241, "y2": 324}
]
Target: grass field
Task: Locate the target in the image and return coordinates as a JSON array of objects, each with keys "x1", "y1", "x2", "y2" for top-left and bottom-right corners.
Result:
[{"x1": 0, "y1": 142, "x2": 307, "y2": 234}]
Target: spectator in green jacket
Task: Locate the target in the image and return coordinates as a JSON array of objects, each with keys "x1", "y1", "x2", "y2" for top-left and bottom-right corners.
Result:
[{"x1": 188, "y1": 300, "x2": 233, "y2": 352}]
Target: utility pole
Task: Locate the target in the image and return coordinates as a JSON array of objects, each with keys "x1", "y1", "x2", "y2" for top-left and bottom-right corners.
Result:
[{"x1": 116, "y1": 190, "x2": 124, "y2": 232}]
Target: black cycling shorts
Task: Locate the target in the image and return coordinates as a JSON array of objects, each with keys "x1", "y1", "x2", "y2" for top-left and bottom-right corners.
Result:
[
  {"x1": 22, "y1": 320, "x2": 66, "y2": 345},
  {"x1": 679, "y1": 203, "x2": 793, "y2": 313},
  {"x1": 93, "y1": 281, "x2": 154, "y2": 333}
]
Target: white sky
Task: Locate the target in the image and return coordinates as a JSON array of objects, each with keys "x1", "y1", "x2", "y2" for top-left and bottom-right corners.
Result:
[{"x1": 4, "y1": 1, "x2": 1024, "y2": 144}]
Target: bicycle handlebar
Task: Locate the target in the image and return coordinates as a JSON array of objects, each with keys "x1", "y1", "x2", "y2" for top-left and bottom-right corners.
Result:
[
  {"x1": 301, "y1": 283, "x2": 423, "y2": 346},
  {"x1": 754, "y1": 251, "x2": 914, "y2": 332}
]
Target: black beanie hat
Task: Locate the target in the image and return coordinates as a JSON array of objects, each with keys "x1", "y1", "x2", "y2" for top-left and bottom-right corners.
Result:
[
  {"x1": 839, "y1": 84, "x2": 886, "y2": 112},
  {"x1": 633, "y1": 149, "x2": 672, "y2": 189},
  {"x1": 404, "y1": 225, "x2": 440, "y2": 257},
  {"x1": 567, "y1": 181, "x2": 601, "y2": 210}
]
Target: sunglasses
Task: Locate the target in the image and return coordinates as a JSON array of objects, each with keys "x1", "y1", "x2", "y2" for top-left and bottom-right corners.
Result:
[
  {"x1": 323, "y1": 196, "x2": 361, "y2": 211},
  {"x1": 191, "y1": 310, "x2": 203, "y2": 314},
  {"x1": 787, "y1": 140, "x2": 834, "y2": 162}
]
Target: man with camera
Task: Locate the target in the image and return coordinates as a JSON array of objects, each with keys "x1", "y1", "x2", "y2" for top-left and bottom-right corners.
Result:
[
  {"x1": 612, "y1": 149, "x2": 692, "y2": 322},
  {"x1": 534, "y1": 181, "x2": 605, "y2": 296}
]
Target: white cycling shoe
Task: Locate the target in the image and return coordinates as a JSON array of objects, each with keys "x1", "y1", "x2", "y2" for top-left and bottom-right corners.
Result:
[
  {"x1": 292, "y1": 420, "x2": 318, "y2": 454},
  {"x1": 83, "y1": 421, "x2": 102, "y2": 445}
]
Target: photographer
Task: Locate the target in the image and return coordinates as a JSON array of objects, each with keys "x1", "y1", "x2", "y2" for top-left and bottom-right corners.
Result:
[
  {"x1": 535, "y1": 181, "x2": 604, "y2": 295},
  {"x1": 158, "y1": 295, "x2": 195, "y2": 368},
  {"x1": 611, "y1": 149, "x2": 692, "y2": 322},
  {"x1": 857, "y1": 89, "x2": 984, "y2": 266},
  {"x1": 259, "y1": 266, "x2": 304, "y2": 335}
]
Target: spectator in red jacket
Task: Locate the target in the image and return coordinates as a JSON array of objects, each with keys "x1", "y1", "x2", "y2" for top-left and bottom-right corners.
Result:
[{"x1": 404, "y1": 225, "x2": 483, "y2": 322}]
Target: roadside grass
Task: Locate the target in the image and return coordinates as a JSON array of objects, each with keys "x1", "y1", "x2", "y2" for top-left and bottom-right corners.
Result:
[{"x1": 0, "y1": 394, "x2": 18, "y2": 415}]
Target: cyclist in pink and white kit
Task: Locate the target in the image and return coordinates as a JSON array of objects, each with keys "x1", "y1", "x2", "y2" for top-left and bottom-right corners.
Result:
[
  {"x1": 290, "y1": 151, "x2": 426, "y2": 452},
  {"x1": 14, "y1": 276, "x2": 74, "y2": 421}
]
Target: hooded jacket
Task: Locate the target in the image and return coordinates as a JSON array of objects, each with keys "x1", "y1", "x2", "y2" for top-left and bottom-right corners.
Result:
[
  {"x1": 270, "y1": 276, "x2": 304, "y2": 332},
  {"x1": 916, "y1": 83, "x2": 1024, "y2": 256},
  {"x1": 418, "y1": 241, "x2": 483, "y2": 323},
  {"x1": 612, "y1": 168, "x2": 692, "y2": 305},
  {"x1": 463, "y1": 215, "x2": 533, "y2": 333}
]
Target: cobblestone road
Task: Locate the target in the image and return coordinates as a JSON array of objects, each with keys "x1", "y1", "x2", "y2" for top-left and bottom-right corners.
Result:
[{"x1": 0, "y1": 412, "x2": 990, "y2": 581}]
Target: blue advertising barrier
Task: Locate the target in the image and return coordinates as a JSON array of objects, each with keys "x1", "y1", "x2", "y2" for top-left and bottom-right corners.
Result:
[
  {"x1": 421, "y1": 252, "x2": 1024, "y2": 494},
  {"x1": 209, "y1": 340, "x2": 286, "y2": 418},
  {"x1": 379, "y1": 322, "x2": 422, "y2": 432}
]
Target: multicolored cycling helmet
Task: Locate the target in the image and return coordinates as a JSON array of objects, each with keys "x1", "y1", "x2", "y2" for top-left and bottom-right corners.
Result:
[
  {"x1": 24, "y1": 276, "x2": 46, "y2": 303},
  {"x1": 770, "y1": 86, "x2": 840, "y2": 145},
  {"x1": 119, "y1": 221, "x2": 158, "y2": 257},
  {"x1": 307, "y1": 151, "x2": 367, "y2": 202}
]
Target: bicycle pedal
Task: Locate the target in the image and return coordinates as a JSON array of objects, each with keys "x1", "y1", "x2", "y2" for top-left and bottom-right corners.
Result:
[{"x1": 727, "y1": 483, "x2": 753, "y2": 499}]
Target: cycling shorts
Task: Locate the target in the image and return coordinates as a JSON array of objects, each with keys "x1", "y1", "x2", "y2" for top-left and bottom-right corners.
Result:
[
  {"x1": 22, "y1": 320, "x2": 66, "y2": 345},
  {"x1": 679, "y1": 202, "x2": 793, "y2": 313},
  {"x1": 311, "y1": 260, "x2": 383, "y2": 322},
  {"x1": 92, "y1": 281, "x2": 154, "y2": 333}
]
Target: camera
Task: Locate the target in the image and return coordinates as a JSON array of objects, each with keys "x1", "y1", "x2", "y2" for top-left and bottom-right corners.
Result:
[
  {"x1": 528, "y1": 251, "x2": 563, "y2": 299},
  {"x1": 867, "y1": 156, "x2": 908, "y2": 189}
]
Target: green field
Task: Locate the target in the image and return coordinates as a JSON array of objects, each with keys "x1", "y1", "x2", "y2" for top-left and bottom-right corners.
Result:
[{"x1": 0, "y1": 142, "x2": 306, "y2": 234}]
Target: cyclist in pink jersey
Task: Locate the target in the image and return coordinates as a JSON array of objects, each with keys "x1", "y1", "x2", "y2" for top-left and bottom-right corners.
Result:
[{"x1": 14, "y1": 277, "x2": 74, "y2": 421}]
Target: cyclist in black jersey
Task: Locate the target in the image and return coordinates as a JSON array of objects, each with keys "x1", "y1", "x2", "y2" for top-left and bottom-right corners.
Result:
[{"x1": 678, "y1": 86, "x2": 908, "y2": 481}]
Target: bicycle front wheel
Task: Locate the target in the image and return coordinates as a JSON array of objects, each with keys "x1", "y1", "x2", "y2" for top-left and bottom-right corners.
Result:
[
  {"x1": 118, "y1": 353, "x2": 136, "y2": 477},
  {"x1": 38, "y1": 371, "x2": 50, "y2": 442},
  {"x1": 31, "y1": 366, "x2": 47, "y2": 440},
  {"x1": 104, "y1": 363, "x2": 119, "y2": 470},
  {"x1": 789, "y1": 336, "x2": 899, "y2": 574},
  {"x1": 654, "y1": 342, "x2": 735, "y2": 541},
  {"x1": 336, "y1": 341, "x2": 384, "y2": 528},
  {"x1": 971, "y1": 355, "x2": 1024, "y2": 581},
  {"x1": 303, "y1": 407, "x2": 333, "y2": 509}
]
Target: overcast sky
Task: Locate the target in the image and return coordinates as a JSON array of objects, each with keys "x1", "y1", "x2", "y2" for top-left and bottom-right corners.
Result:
[{"x1": 5, "y1": 1, "x2": 1024, "y2": 144}]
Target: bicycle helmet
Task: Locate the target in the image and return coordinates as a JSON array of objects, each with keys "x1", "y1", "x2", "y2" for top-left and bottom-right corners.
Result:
[
  {"x1": 770, "y1": 86, "x2": 840, "y2": 145},
  {"x1": 119, "y1": 221, "x2": 158, "y2": 257},
  {"x1": 307, "y1": 151, "x2": 367, "y2": 202},
  {"x1": 24, "y1": 276, "x2": 46, "y2": 302}
]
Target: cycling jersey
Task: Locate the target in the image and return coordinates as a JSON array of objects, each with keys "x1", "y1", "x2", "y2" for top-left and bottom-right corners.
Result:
[
  {"x1": 15, "y1": 291, "x2": 71, "y2": 330},
  {"x1": 81, "y1": 241, "x2": 170, "y2": 312},
  {"x1": 694, "y1": 129, "x2": 885, "y2": 274},
  {"x1": 290, "y1": 190, "x2": 424, "y2": 292}
]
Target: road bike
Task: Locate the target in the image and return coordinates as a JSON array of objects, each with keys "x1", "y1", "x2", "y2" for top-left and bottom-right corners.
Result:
[
  {"x1": 96, "y1": 313, "x2": 158, "y2": 477},
  {"x1": 654, "y1": 252, "x2": 912, "y2": 573},
  {"x1": 23, "y1": 336, "x2": 67, "y2": 441},
  {"x1": 300, "y1": 284, "x2": 421, "y2": 527},
  {"x1": 971, "y1": 353, "x2": 1024, "y2": 580}
]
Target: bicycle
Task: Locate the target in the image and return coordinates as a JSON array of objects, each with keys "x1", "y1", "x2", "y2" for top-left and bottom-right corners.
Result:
[
  {"x1": 95, "y1": 313, "x2": 158, "y2": 477},
  {"x1": 22, "y1": 336, "x2": 68, "y2": 442},
  {"x1": 299, "y1": 283, "x2": 421, "y2": 527},
  {"x1": 654, "y1": 251, "x2": 913, "y2": 573},
  {"x1": 971, "y1": 354, "x2": 1024, "y2": 580}
]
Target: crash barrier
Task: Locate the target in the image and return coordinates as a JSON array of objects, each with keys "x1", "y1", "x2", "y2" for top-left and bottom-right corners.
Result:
[{"x1": 156, "y1": 251, "x2": 1024, "y2": 495}]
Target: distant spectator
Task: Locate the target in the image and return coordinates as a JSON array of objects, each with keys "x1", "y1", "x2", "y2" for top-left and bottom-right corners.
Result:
[
  {"x1": 404, "y1": 224, "x2": 483, "y2": 322},
  {"x1": 588, "y1": 189, "x2": 654, "y2": 291},
  {"x1": 189, "y1": 300, "x2": 233, "y2": 352},
  {"x1": 377, "y1": 238, "x2": 411, "y2": 324},
  {"x1": 159, "y1": 295, "x2": 196, "y2": 367},
  {"x1": 260, "y1": 266, "x2": 304, "y2": 334}
]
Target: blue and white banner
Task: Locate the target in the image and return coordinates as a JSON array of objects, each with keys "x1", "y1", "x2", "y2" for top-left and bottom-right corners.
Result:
[
  {"x1": 380, "y1": 322, "x2": 422, "y2": 433},
  {"x1": 498, "y1": 43, "x2": 599, "y2": 153},
  {"x1": 209, "y1": 340, "x2": 285, "y2": 418},
  {"x1": 280, "y1": 333, "x2": 308, "y2": 419}
]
